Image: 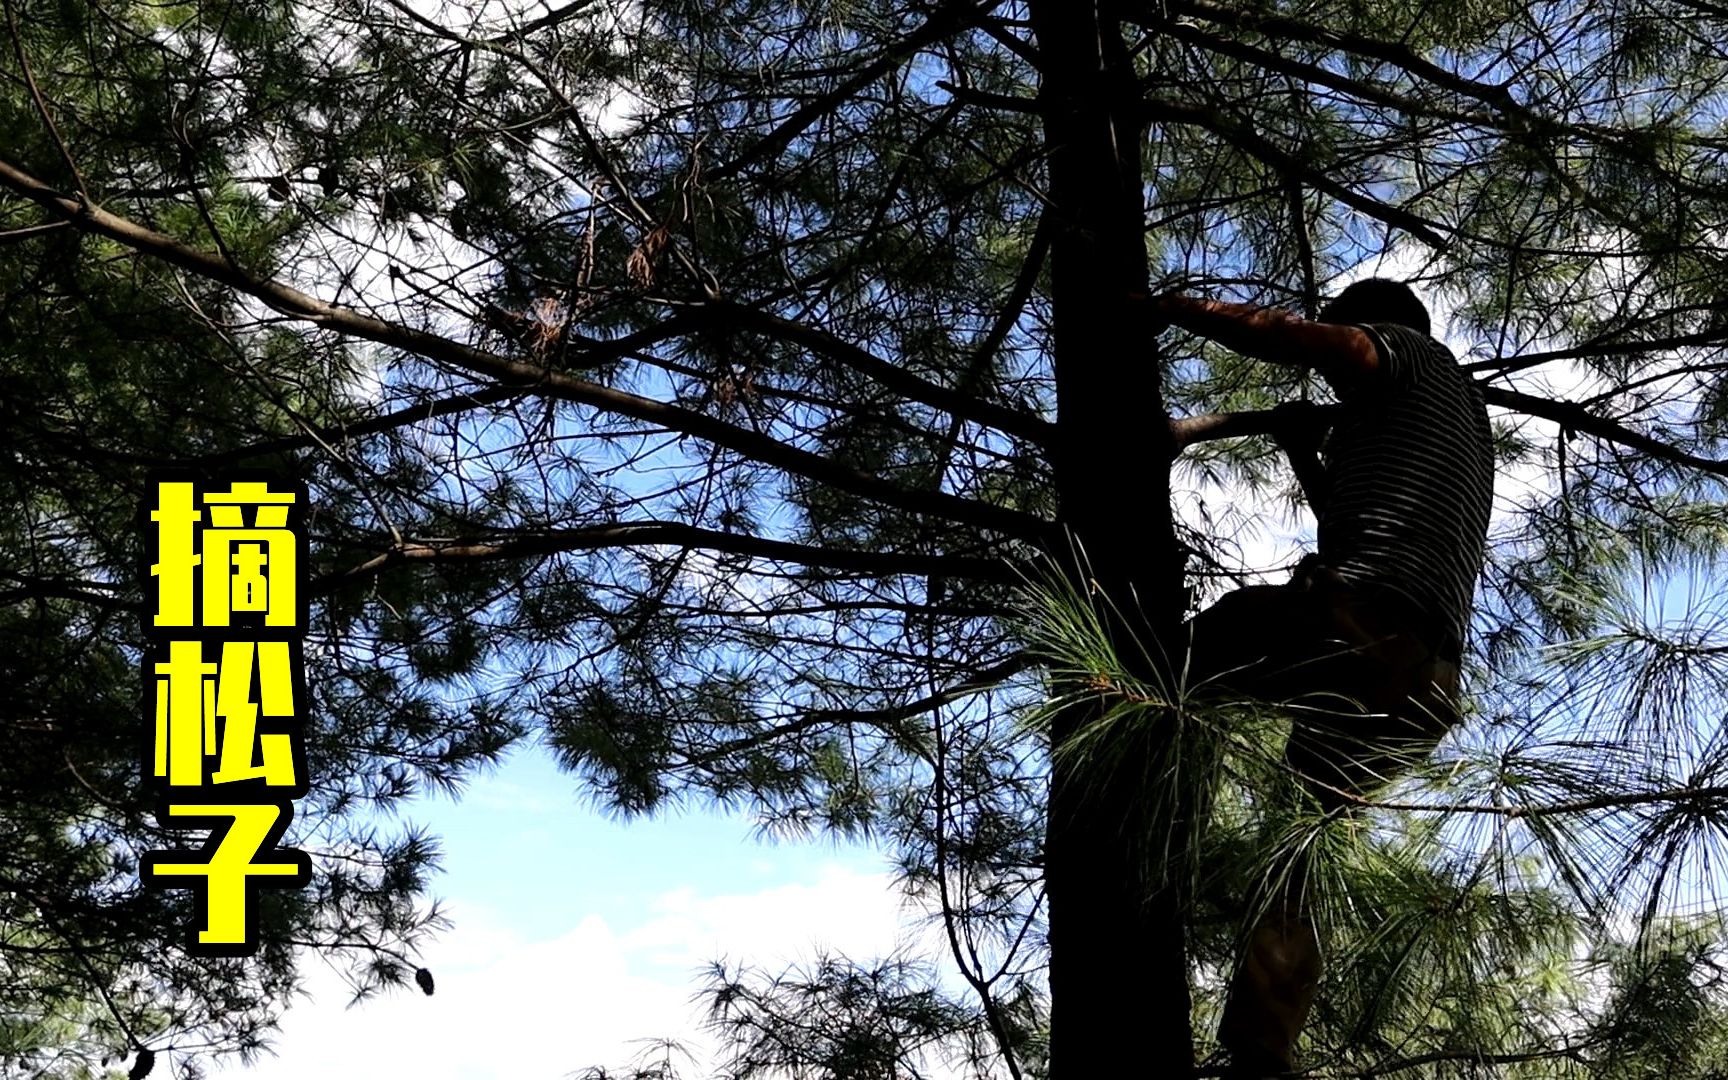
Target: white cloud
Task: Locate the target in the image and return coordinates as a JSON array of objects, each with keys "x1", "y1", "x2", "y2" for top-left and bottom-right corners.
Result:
[{"x1": 205, "y1": 864, "x2": 940, "y2": 1080}]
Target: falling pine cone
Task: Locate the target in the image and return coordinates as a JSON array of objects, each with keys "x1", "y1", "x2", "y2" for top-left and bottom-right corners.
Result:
[{"x1": 415, "y1": 967, "x2": 435, "y2": 996}]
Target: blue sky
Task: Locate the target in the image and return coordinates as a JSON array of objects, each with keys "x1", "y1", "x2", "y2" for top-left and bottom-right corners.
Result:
[
  {"x1": 400, "y1": 744, "x2": 879, "y2": 940},
  {"x1": 205, "y1": 743, "x2": 935, "y2": 1079}
]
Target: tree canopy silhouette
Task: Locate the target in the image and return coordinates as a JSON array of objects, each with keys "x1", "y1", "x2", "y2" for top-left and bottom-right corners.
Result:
[{"x1": 8, "y1": 0, "x2": 1728, "y2": 1075}]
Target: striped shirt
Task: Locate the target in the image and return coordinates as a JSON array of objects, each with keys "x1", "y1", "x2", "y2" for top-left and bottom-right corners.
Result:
[{"x1": 1318, "y1": 323, "x2": 1494, "y2": 651}]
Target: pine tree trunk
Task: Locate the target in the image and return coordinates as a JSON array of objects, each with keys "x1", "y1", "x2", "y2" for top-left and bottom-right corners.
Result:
[{"x1": 1030, "y1": 3, "x2": 1196, "y2": 1074}]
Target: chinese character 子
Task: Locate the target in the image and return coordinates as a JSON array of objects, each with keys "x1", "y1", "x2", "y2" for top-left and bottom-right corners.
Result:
[
  {"x1": 141, "y1": 802, "x2": 311, "y2": 954},
  {"x1": 148, "y1": 479, "x2": 301, "y2": 629},
  {"x1": 152, "y1": 640, "x2": 303, "y2": 791}
]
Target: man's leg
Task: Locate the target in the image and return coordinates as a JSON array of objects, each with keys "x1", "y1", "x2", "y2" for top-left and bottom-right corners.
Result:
[
  {"x1": 1281, "y1": 591, "x2": 1459, "y2": 811},
  {"x1": 1180, "y1": 583, "x2": 1325, "y2": 702},
  {"x1": 1200, "y1": 587, "x2": 1459, "y2": 1075},
  {"x1": 1216, "y1": 894, "x2": 1323, "y2": 1077},
  {"x1": 1184, "y1": 580, "x2": 1345, "y2": 1076}
]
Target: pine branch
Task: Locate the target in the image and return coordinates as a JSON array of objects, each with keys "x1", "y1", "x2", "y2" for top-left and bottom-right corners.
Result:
[
  {"x1": 0, "y1": 156, "x2": 1046, "y2": 539},
  {"x1": 1339, "y1": 780, "x2": 1728, "y2": 820},
  {"x1": 312, "y1": 521, "x2": 1022, "y2": 592},
  {"x1": 1169, "y1": 404, "x2": 1342, "y2": 451},
  {"x1": 1481, "y1": 385, "x2": 1728, "y2": 480},
  {"x1": 698, "y1": 301, "x2": 1054, "y2": 446},
  {"x1": 1154, "y1": 0, "x2": 1524, "y2": 117},
  {"x1": 682, "y1": 653, "x2": 1033, "y2": 769},
  {"x1": 1138, "y1": 95, "x2": 1452, "y2": 251},
  {"x1": 1169, "y1": 384, "x2": 1728, "y2": 488},
  {"x1": 701, "y1": 0, "x2": 1005, "y2": 186},
  {"x1": 171, "y1": 386, "x2": 529, "y2": 467},
  {"x1": 1465, "y1": 328, "x2": 1728, "y2": 375},
  {"x1": 0, "y1": 573, "x2": 135, "y2": 612},
  {"x1": 1155, "y1": 18, "x2": 1501, "y2": 131},
  {"x1": 1353, "y1": 1040, "x2": 1594, "y2": 1075}
]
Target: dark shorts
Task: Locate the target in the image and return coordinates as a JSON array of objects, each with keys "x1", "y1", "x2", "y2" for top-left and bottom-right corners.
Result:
[{"x1": 1181, "y1": 562, "x2": 1460, "y2": 807}]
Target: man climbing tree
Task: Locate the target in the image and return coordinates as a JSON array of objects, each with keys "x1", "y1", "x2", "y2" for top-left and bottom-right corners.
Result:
[{"x1": 1154, "y1": 278, "x2": 1496, "y2": 1077}]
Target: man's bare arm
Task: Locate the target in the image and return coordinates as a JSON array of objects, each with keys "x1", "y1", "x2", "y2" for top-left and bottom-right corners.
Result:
[
  {"x1": 1152, "y1": 292, "x2": 1351, "y2": 512},
  {"x1": 1153, "y1": 293, "x2": 1380, "y2": 383}
]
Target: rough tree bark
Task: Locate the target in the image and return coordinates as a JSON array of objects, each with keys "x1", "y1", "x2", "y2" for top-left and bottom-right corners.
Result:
[{"x1": 1031, "y1": 3, "x2": 1196, "y2": 1074}]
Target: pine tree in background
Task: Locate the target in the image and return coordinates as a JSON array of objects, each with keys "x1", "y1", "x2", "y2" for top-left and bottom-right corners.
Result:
[{"x1": 7, "y1": 0, "x2": 1728, "y2": 1075}]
